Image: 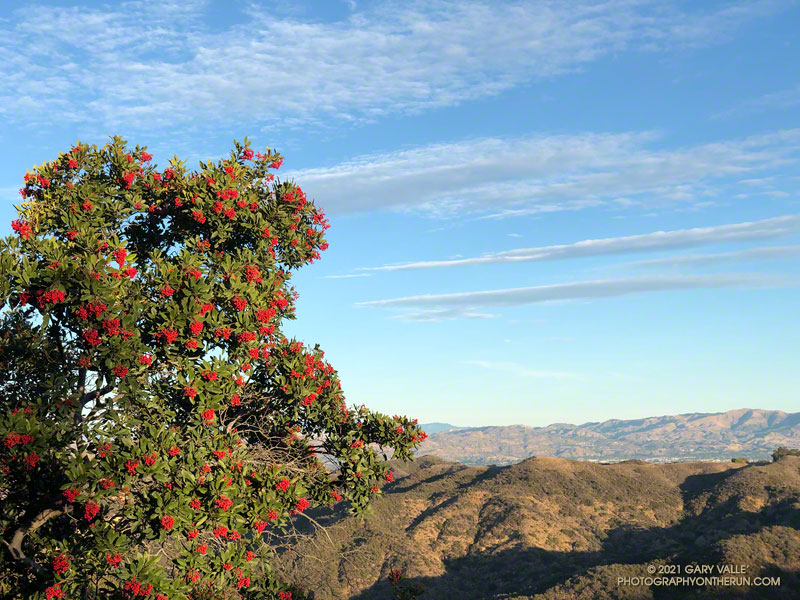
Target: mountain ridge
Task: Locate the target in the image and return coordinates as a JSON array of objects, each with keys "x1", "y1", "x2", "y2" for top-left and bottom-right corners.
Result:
[{"x1": 417, "y1": 408, "x2": 800, "y2": 465}]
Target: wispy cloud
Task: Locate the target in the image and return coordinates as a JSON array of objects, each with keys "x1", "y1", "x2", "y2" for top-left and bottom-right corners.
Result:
[
  {"x1": 463, "y1": 360, "x2": 577, "y2": 379},
  {"x1": 615, "y1": 244, "x2": 800, "y2": 269},
  {"x1": 357, "y1": 274, "x2": 800, "y2": 320},
  {"x1": 360, "y1": 215, "x2": 800, "y2": 271},
  {"x1": 390, "y1": 308, "x2": 496, "y2": 322},
  {"x1": 290, "y1": 129, "x2": 800, "y2": 217},
  {"x1": 0, "y1": 0, "x2": 789, "y2": 134},
  {"x1": 0, "y1": 186, "x2": 23, "y2": 207},
  {"x1": 716, "y1": 83, "x2": 800, "y2": 119}
]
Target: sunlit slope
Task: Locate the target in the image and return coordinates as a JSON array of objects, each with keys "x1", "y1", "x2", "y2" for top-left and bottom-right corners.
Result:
[{"x1": 273, "y1": 454, "x2": 800, "y2": 599}]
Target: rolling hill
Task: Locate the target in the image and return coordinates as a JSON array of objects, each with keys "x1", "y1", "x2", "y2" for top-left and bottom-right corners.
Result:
[{"x1": 272, "y1": 453, "x2": 800, "y2": 599}]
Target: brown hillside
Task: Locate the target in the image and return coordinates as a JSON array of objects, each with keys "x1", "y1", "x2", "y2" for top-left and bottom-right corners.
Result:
[{"x1": 271, "y1": 455, "x2": 800, "y2": 599}]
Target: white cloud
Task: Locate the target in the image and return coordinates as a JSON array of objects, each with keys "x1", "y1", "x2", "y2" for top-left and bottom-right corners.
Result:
[
  {"x1": 390, "y1": 307, "x2": 496, "y2": 322},
  {"x1": 288, "y1": 129, "x2": 800, "y2": 217},
  {"x1": 0, "y1": 186, "x2": 24, "y2": 207},
  {"x1": 357, "y1": 274, "x2": 800, "y2": 319},
  {"x1": 738, "y1": 177, "x2": 775, "y2": 186},
  {"x1": 463, "y1": 360, "x2": 577, "y2": 379},
  {"x1": 716, "y1": 83, "x2": 800, "y2": 119},
  {"x1": 616, "y1": 244, "x2": 800, "y2": 269},
  {"x1": 0, "y1": 1, "x2": 789, "y2": 133},
  {"x1": 360, "y1": 214, "x2": 800, "y2": 271}
]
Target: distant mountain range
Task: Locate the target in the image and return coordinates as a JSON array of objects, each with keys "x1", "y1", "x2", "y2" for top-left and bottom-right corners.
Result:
[
  {"x1": 416, "y1": 422, "x2": 466, "y2": 434},
  {"x1": 273, "y1": 453, "x2": 800, "y2": 599},
  {"x1": 417, "y1": 408, "x2": 800, "y2": 464}
]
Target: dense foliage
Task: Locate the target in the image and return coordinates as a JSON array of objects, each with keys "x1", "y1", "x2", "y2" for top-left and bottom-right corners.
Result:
[
  {"x1": 772, "y1": 446, "x2": 800, "y2": 462},
  {"x1": 0, "y1": 137, "x2": 427, "y2": 599}
]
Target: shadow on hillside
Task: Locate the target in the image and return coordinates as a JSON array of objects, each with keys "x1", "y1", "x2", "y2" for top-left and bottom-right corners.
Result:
[
  {"x1": 391, "y1": 464, "x2": 476, "y2": 495},
  {"x1": 678, "y1": 468, "x2": 744, "y2": 504},
  {"x1": 349, "y1": 480, "x2": 800, "y2": 600},
  {"x1": 453, "y1": 464, "x2": 504, "y2": 491},
  {"x1": 405, "y1": 495, "x2": 462, "y2": 533}
]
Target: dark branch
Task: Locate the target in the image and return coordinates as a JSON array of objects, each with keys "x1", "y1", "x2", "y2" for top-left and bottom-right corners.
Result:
[
  {"x1": 3, "y1": 497, "x2": 73, "y2": 575},
  {"x1": 74, "y1": 367, "x2": 87, "y2": 427},
  {"x1": 81, "y1": 383, "x2": 115, "y2": 406}
]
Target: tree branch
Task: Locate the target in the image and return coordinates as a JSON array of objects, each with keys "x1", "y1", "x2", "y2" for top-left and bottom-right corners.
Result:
[
  {"x1": 76, "y1": 379, "x2": 116, "y2": 426},
  {"x1": 74, "y1": 367, "x2": 87, "y2": 427},
  {"x1": 3, "y1": 497, "x2": 73, "y2": 575},
  {"x1": 83, "y1": 383, "x2": 115, "y2": 405}
]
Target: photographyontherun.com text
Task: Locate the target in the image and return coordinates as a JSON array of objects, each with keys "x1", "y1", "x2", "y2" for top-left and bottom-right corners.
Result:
[{"x1": 619, "y1": 564, "x2": 781, "y2": 589}]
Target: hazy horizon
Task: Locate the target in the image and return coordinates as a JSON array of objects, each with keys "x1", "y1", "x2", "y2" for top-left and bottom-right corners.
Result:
[{"x1": 421, "y1": 406, "x2": 798, "y2": 430}]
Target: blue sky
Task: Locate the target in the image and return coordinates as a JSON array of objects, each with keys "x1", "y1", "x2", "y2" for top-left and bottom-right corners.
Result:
[{"x1": 1, "y1": 0, "x2": 799, "y2": 427}]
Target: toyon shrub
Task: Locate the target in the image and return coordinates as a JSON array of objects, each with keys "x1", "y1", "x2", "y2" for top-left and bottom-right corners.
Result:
[
  {"x1": 388, "y1": 568, "x2": 425, "y2": 600},
  {"x1": 0, "y1": 137, "x2": 428, "y2": 599}
]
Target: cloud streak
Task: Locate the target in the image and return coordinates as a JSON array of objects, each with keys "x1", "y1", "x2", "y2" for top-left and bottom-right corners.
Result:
[
  {"x1": 360, "y1": 215, "x2": 800, "y2": 271},
  {"x1": 290, "y1": 129, "x2": 800, "y2": 217},
  {"x1": 716, "y1": 83, "x2": 800, "y2": 119},
  {"x1": 357, "y1": 274, "x2": 800, "y2": 320},
  {"x1": 390, "y1": 308, "x2": 496, "y2": 322},
  {"x1": 616, "y1": 244, "x2": 800, "y2": 269},
  {"x1": 463, "y1": 360, "x2": 577, "y2": 379}
]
